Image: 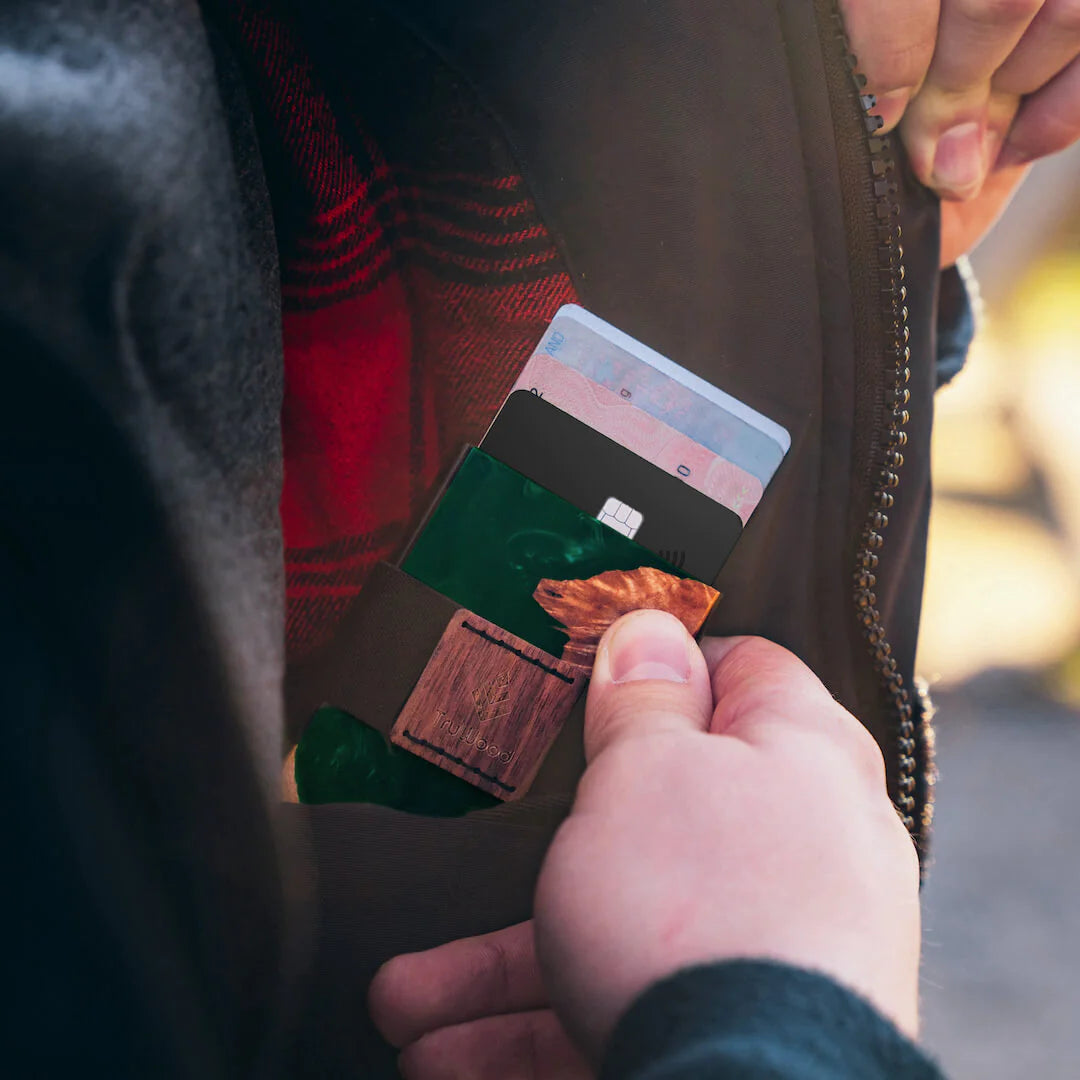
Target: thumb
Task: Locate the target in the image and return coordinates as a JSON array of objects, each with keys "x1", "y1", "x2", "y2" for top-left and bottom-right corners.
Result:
[{"x1": 584, "y1": 609, "x2": 713, "y2": 763}]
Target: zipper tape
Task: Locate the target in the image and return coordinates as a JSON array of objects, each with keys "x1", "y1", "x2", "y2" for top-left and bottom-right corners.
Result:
[{"x1": 828, "y1": 7, "x2": 926, "y2": 847}]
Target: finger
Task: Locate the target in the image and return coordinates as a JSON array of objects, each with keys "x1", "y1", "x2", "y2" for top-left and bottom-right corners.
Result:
[
  {"x1": 369, "y1": 921, "x2": 546, "y2": 1049},
  {"x1": 700, "y1": 636, "x2": 887, "y2": 784},
  {"x1": 993, "y1": 0, "x2": 1080, "y2": 95},
  {"x1": 840, "y1": 0, "x2": 940, "y2": 131},
  {"x1": 584, "y1": 609, "x2": 713, "y2": 763},
  {"x1": 939, "y1": 162, "x2": 1029, "y2": 266},
  {"x1": 398, "y1": 1009, "x2": 592, "y2": 1080},
  {"x1": 902, "y1": 0, "x2": 1044, "y2": 196},
  {"x1": 998, "y1": 54, "x2": 1080, "y2": 164},
  {"x1": 701, "y1": 636, "x2": 838, "y2": 737},
  {"x1": 928, "y1": 0, "x2": 1043, "y2": 90},
  {"x1": 985, "y1": 86, "x2": 1022, "y2": 164}
]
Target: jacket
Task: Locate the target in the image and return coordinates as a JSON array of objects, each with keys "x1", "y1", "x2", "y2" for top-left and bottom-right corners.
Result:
[{"x1": 1, "y1": 0, "x2": 964, "y2": 1073}]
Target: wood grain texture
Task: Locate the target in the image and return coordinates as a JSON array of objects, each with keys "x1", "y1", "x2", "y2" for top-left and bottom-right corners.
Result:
[
  {"x1": 533, "y1": 566, "x2": 720, "y2": 666},
  {"x1": 391, "y1": 611, "x2": 585, "y2": 800}
]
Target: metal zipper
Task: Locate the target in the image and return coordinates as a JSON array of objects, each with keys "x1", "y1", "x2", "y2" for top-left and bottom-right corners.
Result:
[{"x1": 827, "y1": 9, "x2": 925, "y2": 843}]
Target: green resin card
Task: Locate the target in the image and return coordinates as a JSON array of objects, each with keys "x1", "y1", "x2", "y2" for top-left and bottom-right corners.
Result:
[{"x1": 400, "y1": 447, "x2": 686, "y2": 657}]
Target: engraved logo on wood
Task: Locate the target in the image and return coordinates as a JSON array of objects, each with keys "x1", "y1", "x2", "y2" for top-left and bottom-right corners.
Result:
[
  {"x1": 472, "y1": 670, "x2": 512, "y2": 723},
  {"x1": 391, "y1": 611, "x2": 585, "y2": 800}
]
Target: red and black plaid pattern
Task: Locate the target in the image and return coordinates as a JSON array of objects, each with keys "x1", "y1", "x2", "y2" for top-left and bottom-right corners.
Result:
[{"x1": 224, "y1": 2, "x2": 577, "y2": 656}]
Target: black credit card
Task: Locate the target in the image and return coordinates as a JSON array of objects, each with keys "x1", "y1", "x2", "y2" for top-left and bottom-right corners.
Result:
[{"x1": 480, "y1": 390, "x2": 742, "y2": 582}]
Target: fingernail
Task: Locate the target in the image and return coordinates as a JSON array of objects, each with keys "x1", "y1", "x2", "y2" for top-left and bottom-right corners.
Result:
[
  {"x1": 932, "y1": 122, "x2": 985, "y2": 196},
  {"x1": 606, "y1": 610, "x2": 692, "y2": 684}
]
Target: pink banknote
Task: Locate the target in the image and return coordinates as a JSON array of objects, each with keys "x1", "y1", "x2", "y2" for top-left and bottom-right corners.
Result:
[{"x1": 512, "y1": 353, "x2": 764, "y2": 523}]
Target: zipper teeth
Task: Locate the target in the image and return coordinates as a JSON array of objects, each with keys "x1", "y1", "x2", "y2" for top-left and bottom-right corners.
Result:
[{"x1": 830, "y1": 15, "x2": 920, "y2": 839}]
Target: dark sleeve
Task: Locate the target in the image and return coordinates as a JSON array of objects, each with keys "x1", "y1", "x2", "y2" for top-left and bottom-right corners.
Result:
[
  {"x1": 1, "y1": 1, "x2": 301, "y2": 1075},
  {"x1": 601, "y1": 961, "x2": 945, "y2": 1080},
  {"x1": 935, "y1": 258, "x2": 979, "y2": 389}
]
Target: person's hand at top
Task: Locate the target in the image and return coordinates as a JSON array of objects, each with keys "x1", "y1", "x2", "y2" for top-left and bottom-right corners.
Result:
[
  {"x1": 841, "y1": 0, "x2": 1080, "y2": 266},
  {"x1": 369, "y1": 613, "x2": 921, "y2": 1075}
]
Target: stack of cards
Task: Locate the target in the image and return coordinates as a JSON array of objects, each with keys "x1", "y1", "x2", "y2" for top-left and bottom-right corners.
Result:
[
  {"x1": 397, "y1": 303, "x2": 790, "y2": 658},
  {"x1": 482, "y1": 305, "x2": 790, "y2": 582}
]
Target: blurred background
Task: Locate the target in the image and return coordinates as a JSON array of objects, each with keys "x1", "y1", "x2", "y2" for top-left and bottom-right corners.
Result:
[{"x1": 915, "y1": 145, "x2": 1080, "y2": 1079}]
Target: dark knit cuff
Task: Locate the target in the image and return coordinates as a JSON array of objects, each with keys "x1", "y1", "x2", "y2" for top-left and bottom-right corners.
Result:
[
  {"x1": 936, "y1": 256, "x2": 979, "y2": 389},
  {"x1": 601, "y1": 960, "x2": 944, "y2": 1080}
]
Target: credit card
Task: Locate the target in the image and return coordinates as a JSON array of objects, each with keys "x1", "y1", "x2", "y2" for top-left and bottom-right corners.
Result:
[
  {"x1": 480, "y1": 390, "x2": 743, "y2": 582},
  {"x1": 527, "y1": 304, "x2": 789, "y2": 486},
  {"x1": 400, "y1": 447, "x2": 685, "y2": 657},
  {"x1": 512, "y1": 352, "x2": 763, "y2": 524}
]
